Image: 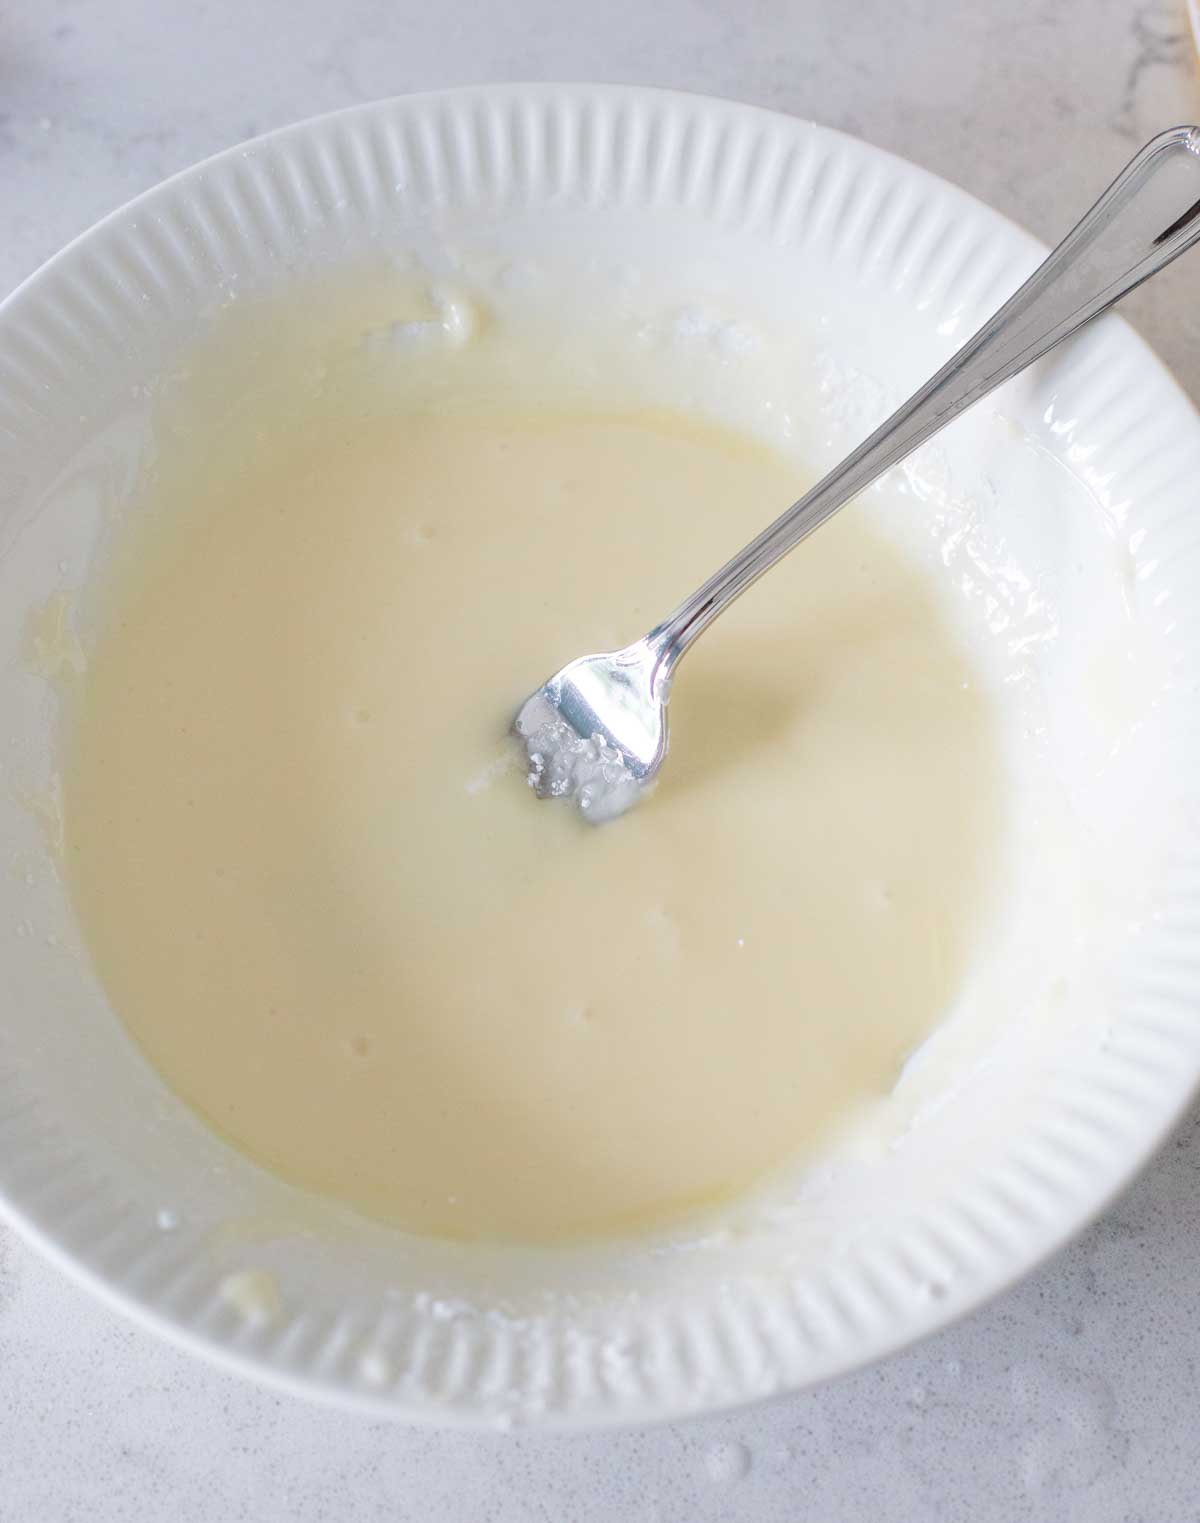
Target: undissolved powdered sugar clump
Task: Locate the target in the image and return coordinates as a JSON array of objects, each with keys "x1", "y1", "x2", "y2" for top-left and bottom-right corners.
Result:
[{"x1": 521, "y1": 720, "x2": 642, "y2": 822}]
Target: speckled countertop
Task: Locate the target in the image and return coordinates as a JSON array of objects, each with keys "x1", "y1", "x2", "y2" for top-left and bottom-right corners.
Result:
[{"x1": 2, "y1": 3, "x2": 1199, "y2": 1519}]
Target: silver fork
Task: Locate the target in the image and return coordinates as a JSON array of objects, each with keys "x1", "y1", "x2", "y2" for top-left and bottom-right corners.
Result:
[{"x1": 515, "y1": 126, "x2": 1200, "y2": 822}]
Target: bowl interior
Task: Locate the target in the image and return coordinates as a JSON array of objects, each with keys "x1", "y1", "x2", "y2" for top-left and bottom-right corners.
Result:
[{"x1": 1, "y1": 86, "x2": 1199, "y2": 1426}]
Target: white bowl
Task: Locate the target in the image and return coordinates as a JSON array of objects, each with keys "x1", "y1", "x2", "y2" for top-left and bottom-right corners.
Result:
[{"x1": 1, "y1": 85, "x2": 1199, "y2": 1428}]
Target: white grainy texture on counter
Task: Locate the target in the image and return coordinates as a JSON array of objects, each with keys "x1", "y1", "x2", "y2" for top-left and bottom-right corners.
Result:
[{"x1": 1, "y1": 1, "x2": 1198, "y2": 1518}]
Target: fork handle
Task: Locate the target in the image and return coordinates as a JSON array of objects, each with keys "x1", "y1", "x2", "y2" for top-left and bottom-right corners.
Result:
[{"x1": 648, "y1": 126, "x2": 1200, "y2": 679}]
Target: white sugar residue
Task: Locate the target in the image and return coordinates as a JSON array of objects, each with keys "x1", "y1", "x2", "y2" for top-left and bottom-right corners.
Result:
[
  {"x1": 412, "y1": 1290, "x2": 477, "y2": 1323},
  {"x1": 640, "y1": 305, "x2": 761, "y2": 359},
  {"x1": 358, "y1": 1347, "x2": 393, "y2": 1386},
  {"x1": 465, "y1": 745, "x2": 522, "y2": 797},
  {"x1": 219, "y1": 1268, "x2": 282, "y2": 1327},
  {"x1": 814, "y1": 347, "x2": 896, "y2": 442},
  {"x1": 520, "y1": 719, "x2": 641, "y2": 822},
  {"x1": 362, "y1": 284, "x2": 480, "y2": 354},
  {"x1": 25, "y1": 590, "x2": 86, "y2": 682}
]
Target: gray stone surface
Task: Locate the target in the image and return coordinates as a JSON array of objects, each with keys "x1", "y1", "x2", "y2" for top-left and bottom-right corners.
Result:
[{"x1": 1, "y1": 1, "x2": 1198, "y2": 1517}]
